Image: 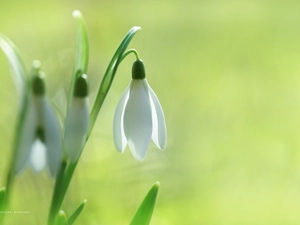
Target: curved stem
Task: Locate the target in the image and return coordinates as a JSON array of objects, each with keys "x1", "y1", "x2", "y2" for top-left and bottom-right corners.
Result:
[{"x1": 121, "y1": 49, "x2": 140, "y2": 62}]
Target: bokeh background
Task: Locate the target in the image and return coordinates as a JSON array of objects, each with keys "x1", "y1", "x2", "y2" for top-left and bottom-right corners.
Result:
[{"x1": 1, "y1": 0, "x2": 300, "y2": 224}]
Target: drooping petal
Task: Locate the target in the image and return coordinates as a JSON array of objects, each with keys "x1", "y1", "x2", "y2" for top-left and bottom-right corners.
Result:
[
  {"x1": 14, "y1": 98, "x2": 37, "y2": 174},
  {"x1": 144, "y1": 80, "x2": 167, "y2": 150},
  {"x1": 113, "y1": 84, "x2": 130, "y2": 153},
  {"x1": 64, "y1": 97, "x2": 89, "y2": 163},
  {"x1": 43, "y1": 97, "x2": 62, "y2": 176},
  {"x1": 28, "y1": 139, "x2": 47, "y2": 172},
  {"x1": 124, "y1": 80, "x2": 152, "y2": 161}
]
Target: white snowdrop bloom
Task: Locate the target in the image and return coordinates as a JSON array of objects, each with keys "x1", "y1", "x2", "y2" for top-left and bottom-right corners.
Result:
[
  {"x1": 113, "y1": 59, "x2": 167, "y2": 161},
  {"x1": 14, "y1": 74, "x2": 62, "y2": 176},
  {"x1": 64, "y1": 75, "x2": 89, "y2": 163}
]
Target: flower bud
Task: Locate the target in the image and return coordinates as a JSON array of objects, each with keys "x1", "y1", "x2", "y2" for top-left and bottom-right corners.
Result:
[
  {"x1": 32, "y1": 75, "x2": 45, "y2": 96},
  {"x1": 132, "y1": 59, "x2": 146, "y2": 80},
  {"x1": 64, "y1": 74, "x2": 89, "y2": 163}
]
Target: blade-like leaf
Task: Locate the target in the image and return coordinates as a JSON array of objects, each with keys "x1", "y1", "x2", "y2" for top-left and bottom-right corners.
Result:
[
  {"x1": 0, "y1": 37, "x2": 29, "y2": 221},
  {"x1": 130, "y1": 182, "x2": 160, "y2": 225},
  {"x1": 73, "y1": 10, "x2": 89, "y2": 75},
  {"x1": 68, "y1": 10, "x2": 89, "y2": 108},
  {"x1": 55, "y1": 210, "x2": 67, "y2": 225},
  {"x1": 0, "y1": 187, "x2": 6, "y2": 211},
  {"x1": 88, "y1": 26, "x2": 141, "y2": 136},
  {"x1": 0, "y1": 35, "x2": 30, "y2": 192},
  {"x1": 66, "y1": 199, "x2": 86, "y2": 225},
  {"x1": 0, "y1": 33, "x2": 28, "y2": 106}
]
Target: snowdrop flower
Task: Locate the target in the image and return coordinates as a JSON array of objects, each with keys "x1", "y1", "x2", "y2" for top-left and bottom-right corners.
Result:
[
  {"x1": 64, "y1": 75, "x2": 89, "y2": 163},
  {"x1": 14, "y1": 73, "x2": 62, "y2": 176},
  {"x1": 113, "y1": 59, "x2": 167, "y2": 161}
]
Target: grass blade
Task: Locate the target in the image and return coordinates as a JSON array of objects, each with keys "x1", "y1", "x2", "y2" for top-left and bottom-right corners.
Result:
[
  {"x1": 130, "y1": 182, "x2": 160, "y2": 225},
  {"x1": 66, "y1": 200, "x2": 86, "y2": 225},
  {"x1": 0, "y1": 187, "x2": 6, "y2": 211}
]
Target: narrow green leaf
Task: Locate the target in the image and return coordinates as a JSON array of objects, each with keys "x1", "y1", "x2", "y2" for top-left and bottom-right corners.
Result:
[
  {"x1": 130, "y1": 182, "x2": 160, "y2": 225},
  {"x1": 0, "y1": 36, "x2": 29, "y2": 209},
  {"x1": 0, "y1": 187, "x2": 6, "y2": 210},
  {"x1": 0, "y1": 33, "x2": 28, "y2": 105},
  {"x1": 88, "y1": 26, "x2": 141, "y2": 136},
  {"x1": 66, "y1": 199, "x2": 86, "y2": 225},
  {"x1": 68, "y1": 10, "x2": 89, "y2": 109},
  {"x1": 55, "y1": 210, "x2": 67, "y2": 225},
  {"x1": 72, "y1": 10, "x2": 89, "y2": 75}
]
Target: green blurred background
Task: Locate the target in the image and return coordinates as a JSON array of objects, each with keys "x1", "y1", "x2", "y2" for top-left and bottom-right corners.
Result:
[{"x1": 1, "y1": 0, "x2": 300, "y2": 224}]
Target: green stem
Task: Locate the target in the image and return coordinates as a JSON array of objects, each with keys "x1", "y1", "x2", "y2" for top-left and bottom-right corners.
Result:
[
  {"x1": 48, "y1": 160, "x2": 67, "y2": 225},
  {"x1": 58, "y1": 162, "x2": 78, "y2": 214},
  {"x1": 121, "y1": 49, "x2": 140, "y2": 62},
  {"x1": 47, "y1": 161, "x2": 79, "y2": 225},
  {"x1": 0, "y1": 172, "x2": 13, "y2": 224}
]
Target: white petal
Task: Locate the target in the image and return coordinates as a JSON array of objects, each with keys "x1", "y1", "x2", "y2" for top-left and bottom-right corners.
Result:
[
  {"x1": 124, "y1": 80, "x2": 152, "y2": 161},
  {"x1": 14, "y1": 99, "x2": 37, "y2": 174},
  {"x1": 43, "y1": 97, "x2": 62, "y2": 176},
  {"x1": 113, "y1": 84, "x2": 130, "y2": 153},
  {"x1": 28, "y1": 139, "x2": 47, "y2": 173},
  {"x1": 64, "y1": 97, "x2": 89, "y2": 163},
  {"x1": 145, "y1": 80, "x2": 167, "y2": 150}
]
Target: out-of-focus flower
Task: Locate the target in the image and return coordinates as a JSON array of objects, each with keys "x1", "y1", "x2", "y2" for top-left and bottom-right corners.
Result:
[
  {"x1": 64, "y1": 75, "x2": 89, "y2": 163},
  {"x1": 113, "y1": 59, "x2": 167, "y2": 161},
  {"x1": 14, "y1": 74, "x2": 62, "y2": 176}
]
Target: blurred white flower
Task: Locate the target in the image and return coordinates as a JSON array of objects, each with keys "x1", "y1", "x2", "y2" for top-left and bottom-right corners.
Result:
[
  {"x1": 64, "y1": 75, "x2": 89, "y2": 163},
  {"x1": 14, "y1": 75, "x2": 62, "y2": 176},
  {"x1": 113, "y1": 59, "x2": 167, "y2": 161}
]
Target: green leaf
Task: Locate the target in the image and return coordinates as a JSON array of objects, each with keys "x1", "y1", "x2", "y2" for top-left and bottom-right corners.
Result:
[
  {"x1": 0, "y1": 35, "x2": 29, "y2": 190},
  {"x1": 88, "y1": 26, "x2": 141, "y2": 136},
  {"x1": 0, "y1": 33, "x2": 28, "y2": 106},
  {"x1": 68, "y1": 10, "x2": 89, "y2": 108},
  {"x1": 72, "y1": 10, "x2": 89, "y2": 75},
  {"x1": 55, "y1": 210, "x2": 67, "y2": 225},
  {"x1": 130, "y1": 182, "x2": 160, "y2": 225},
  {"x1": 0, "y1": 187, "x2": 6, "y2": 211},
  {"x1": 0, "y1": 37, "x2": 29, "y2": 224},
  {"x1": 66, "y1": 199, "x2": 86, "y2": 225}
]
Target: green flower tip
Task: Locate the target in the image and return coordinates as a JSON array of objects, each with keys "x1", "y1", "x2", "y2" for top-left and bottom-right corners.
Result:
[
  {"x1": 132, "y1": 59, "x2": 146, "y2": 79},
  {"x1": 32, "y1": 60, "x2": 41, "y2": 70},
  {"x1": 32, "y1": 73, "x2": 45, "y2": 96},
  {"x1": 151, "y1": 182, "x2": 160, "y2": 192},
  {"x1": 74, "y1": 74, "x2": 89, "y2": 97},
  {"x1": 59, "y1": 210, "x2": 66, "y2": 216},
  {"x1": 56, "y1": 210, "x2": 67, "y2": 224}
]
